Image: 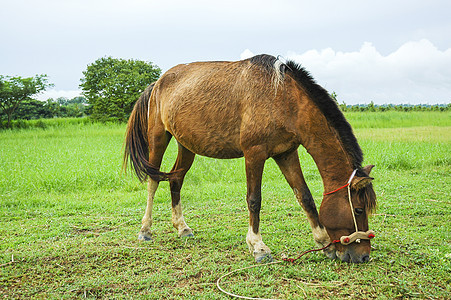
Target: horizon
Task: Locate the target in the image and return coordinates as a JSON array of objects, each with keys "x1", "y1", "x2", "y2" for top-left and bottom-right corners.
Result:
[{"x1": 34, "y1": 88, "x2": 450, "y2": 107}]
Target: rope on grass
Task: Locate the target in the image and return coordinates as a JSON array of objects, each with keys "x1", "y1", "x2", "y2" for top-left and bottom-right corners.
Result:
[
  {"x1": 216, "y1": 242, "x2": 334, "y2": 300},
  {"x1": 216, "y1": 260, "x2": 283, "y2": 300}
]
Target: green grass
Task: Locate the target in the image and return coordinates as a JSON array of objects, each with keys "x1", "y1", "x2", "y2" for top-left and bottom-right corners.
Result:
[
  {"x1": 1, "y1": 112, "x2": 450, "y2": 299},
  {"x1": 346, "y1": 111, "x2": 450, "y2": 128}
]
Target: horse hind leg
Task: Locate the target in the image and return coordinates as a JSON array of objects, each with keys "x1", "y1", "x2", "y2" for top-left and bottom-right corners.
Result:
[
  {"x1": 138, "y1": 179, "x2": 159, "y2": 241},
  {"x1": 170, "y1": 143, "x2": 196, "y2": 238},
  {"x1": 138, "y1": 130, "x2": 172, "y2": 241}
]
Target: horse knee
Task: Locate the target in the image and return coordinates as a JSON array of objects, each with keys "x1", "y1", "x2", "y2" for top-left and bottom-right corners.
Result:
[{"x1": 246, "y1": 194, "x2": 261, "y2": 213}]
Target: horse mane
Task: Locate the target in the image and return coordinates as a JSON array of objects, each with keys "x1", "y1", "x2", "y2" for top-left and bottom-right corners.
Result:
[
  {"x1": 248, "y1": 54, "x2": 376, "y2": 212},
  {"x1": 285, "y1": 60, "x2": 364, "y2": 169},
  {"x1": 357, "y1": 182, "x2": 377, "y2": 214},
  {"x1": 249, "y1": 55, "x2": 286, "y2": 75},
  {"x1": 249, "y1": 54, "x2": 287, "y2": 89},
  {"x1": 248, "y1": 54, "x2": 363, "y2": 169}
]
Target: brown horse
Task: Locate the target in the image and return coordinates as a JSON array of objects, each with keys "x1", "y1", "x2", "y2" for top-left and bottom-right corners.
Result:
[{"x1": 123, "y1": 54, "x2": 377, "y2": 263}]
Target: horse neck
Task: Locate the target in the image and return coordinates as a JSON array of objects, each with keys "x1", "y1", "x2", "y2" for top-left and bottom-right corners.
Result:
[{"x1": 297, "y1": 102, "x2": 355, "y2": 191}]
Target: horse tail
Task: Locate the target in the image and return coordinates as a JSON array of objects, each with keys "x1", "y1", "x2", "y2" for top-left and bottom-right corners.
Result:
[{"x1": 123, "y1": 83, "x2": 169, "y2": 183}]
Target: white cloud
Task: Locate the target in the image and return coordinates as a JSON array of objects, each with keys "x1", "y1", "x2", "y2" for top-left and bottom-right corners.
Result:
[
  {"x1": 240, "y1": 49, "x2": 255, "y2": 60},
  {"x1": 286, "y1": 39, "x2": 451, "y2": 104}
]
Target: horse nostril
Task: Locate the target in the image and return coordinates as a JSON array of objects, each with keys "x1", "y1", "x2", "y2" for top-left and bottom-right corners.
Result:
[{"x1": 361, "y1": 254, "x2": 370, "y2": 263}]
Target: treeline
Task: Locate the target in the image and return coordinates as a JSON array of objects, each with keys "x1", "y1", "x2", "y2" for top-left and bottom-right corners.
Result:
[
  {"x1": 11, "y1": 97, "x2": 89, "y2": 119},
  {"x1": 0, "y1": 97, "x2": 89, "y2": 129},
  {"x1": 339, "y1": 102, "x2": 450, "y2": 112}
]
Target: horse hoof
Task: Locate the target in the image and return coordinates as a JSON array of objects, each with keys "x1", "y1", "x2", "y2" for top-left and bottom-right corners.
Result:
[
  {"x1": 255, "y1": 253, "x2": 273, "y2": 263},
  {"x1": 138, "y1": 232, "x2": 152, "y2": 241},
  {"x1": 179, "y1": 228, "x2": 194, "y2": 238}
]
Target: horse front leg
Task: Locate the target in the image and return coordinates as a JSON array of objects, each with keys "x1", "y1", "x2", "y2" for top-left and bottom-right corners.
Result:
[
  {"x1": 274, "y1": 151, "x2": 335, "y2": 258},
  {"x1": 244, "y1": 148, "x2": 272, "y2": 263}
]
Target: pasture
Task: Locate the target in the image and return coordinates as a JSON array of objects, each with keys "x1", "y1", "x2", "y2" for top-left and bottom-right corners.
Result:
[{"x1": 1, "y1": 111, "x2": 450, "y2": 299}]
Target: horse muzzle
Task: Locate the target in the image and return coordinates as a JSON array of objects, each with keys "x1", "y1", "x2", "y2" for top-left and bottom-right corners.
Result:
[
  {"x1": 336, "y1": 248, "x2": 370, "y2": 263},
  {"x1": 333, "y1": 230, "x2": 375, "y2": 263}
]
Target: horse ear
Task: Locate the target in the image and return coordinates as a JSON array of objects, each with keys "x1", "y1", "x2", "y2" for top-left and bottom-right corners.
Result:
[
  {"x1": 362, "y1": 165, "x2": 375, "y2": 176},
  {"x1": 351, "y1": 176, "x2": 374, "y2": 190}
]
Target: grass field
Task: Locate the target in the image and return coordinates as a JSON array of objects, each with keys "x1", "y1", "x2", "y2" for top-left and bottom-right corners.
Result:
[{"x1": 1, "y1": 111, "x2": 450, "y2": 299}]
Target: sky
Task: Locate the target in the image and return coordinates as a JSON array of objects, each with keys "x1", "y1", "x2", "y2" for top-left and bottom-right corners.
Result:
[{"x1": 1, "y1": 0, "x2": 450, "y2": 105}]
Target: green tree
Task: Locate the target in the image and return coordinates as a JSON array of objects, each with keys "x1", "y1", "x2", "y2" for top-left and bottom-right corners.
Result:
[
  {"x1": 80, "y1": 57, "x2": 161, "y2": 122},
  {"x1": 13, "y1": 98, "x2": 49, "y2": 120},
  {"x1": 0, "y1": 75, "x2": 52, "y2": 128}
]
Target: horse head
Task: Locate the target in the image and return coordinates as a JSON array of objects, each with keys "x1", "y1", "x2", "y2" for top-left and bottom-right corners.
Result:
[{"x1": 319, "y1": 165, "x2": 376, "y2": 263}]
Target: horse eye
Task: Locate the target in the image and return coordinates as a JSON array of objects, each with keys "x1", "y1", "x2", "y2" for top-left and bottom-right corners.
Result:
[{"x1": 355, "y1": 208, "x2": 364, "y2": 215}]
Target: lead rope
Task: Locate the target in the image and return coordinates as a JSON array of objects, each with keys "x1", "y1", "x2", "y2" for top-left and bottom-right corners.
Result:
[
  {"x1": 323, "y1": 170, "x2": 359, "y2": 234},
  {"x1": 216, "y1": 260, "x2": 283, "y2": 300},
  {"x1": 346, "y1": 170, "x2": 359, "y2": 233},
  {"x1": 216, "y1": 242, "x2": 338, "y2": 300}
]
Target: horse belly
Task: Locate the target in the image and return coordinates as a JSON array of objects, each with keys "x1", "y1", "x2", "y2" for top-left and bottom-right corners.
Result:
[
  {"x1": 179, "y1": 134, "x2": 243, "y2": 159},
  {"x1": 172, "y1": 123, "x2": 243, "y2": 159}
]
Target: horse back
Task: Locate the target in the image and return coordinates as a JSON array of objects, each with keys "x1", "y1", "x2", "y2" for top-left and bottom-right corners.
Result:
[{"x1": 151, "y1": 59, "x2": 301, "y2": 159}]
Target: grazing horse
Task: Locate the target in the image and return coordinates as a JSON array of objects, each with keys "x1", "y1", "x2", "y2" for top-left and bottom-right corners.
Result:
[{"x1": 123, "y1": 54, "x2": 377, "y2": 263}]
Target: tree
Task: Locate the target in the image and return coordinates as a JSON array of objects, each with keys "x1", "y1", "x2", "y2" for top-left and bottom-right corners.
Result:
[
  {"x1": 80, "y1": 57, "x2": 161, "y2": 122},
  {"x1": 56, "y1": 96, "x2": 89, "y2": 118},
  {"x1": 13, "y1": 98, "x2": 52, "y2": 120},
  {"x1": 0, "y1": 75, "x2": 53, "y2": 128}
]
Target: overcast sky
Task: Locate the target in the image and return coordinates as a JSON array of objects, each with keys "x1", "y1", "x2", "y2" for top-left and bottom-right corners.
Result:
[{"x1": 1, "y1": 0, "x2": 450, "y2": 104}]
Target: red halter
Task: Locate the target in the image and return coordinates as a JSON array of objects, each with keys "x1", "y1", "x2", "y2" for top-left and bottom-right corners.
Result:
[
  {"x1": 323, "y1": 169, "x2": 375, "y2": 245},
  {"x1": 282, "y1": 169, "x2": 376, "y2": 264}
]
